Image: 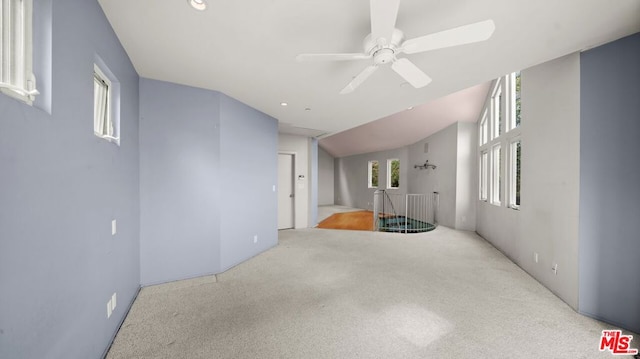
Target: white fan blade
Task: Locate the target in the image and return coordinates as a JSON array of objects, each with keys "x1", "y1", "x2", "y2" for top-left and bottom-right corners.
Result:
[
  {"x1": 296, "y1": 53, "x2": 371, "y2": 62},
  {"x1": 391, "y1": 58, "x2": 431, "y2": 88},
  {"x1": 340, "y1": 65, "x2": 378, "y2": 94},
  {"x1": 370, "y1": 0, "x2": 400, "y2": 45},
  {"x1": 403, "y1": 19, "x2": 495, "y2": 54}
]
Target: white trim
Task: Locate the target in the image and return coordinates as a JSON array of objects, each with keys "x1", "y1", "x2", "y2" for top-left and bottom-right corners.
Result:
[
  {"x1": 386, "y1": 158, "x2": 400, "y2": 189},
  {"x1": 491, "y1": 144, "x2": 501, "y2": 206},
  {"x1": 0, "y1": 0, "x2": 37, "y2": 104},
  {"x1": 509, "y1": 138, "x2": 521, "y2": 209},
  {"x1": 479, "y1": 72, "x2": 522, "y2": 206},
  {"x1": 367, "y1": 160, "x2": 379, "y2": 188}
]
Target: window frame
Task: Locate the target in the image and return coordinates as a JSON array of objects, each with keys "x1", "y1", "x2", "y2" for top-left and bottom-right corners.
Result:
[
  {"x1": 491, "y1": 144, "x2": 501, "y2": 206},
  {"x1": 386, "y1": 158, "x2": 400, "y2": 189},
  {"x1": 479, "y1": 109, "x2": 488, "y2": 145},
  {"x1": 491, "y1": 83, "x2": 502, "y2": 140},
  {"x1": 367, "y1": 160, "x2": 379, "y2": 189},
  {"x1": 509, "y1": 138, "x2": 521, "y2": 209},
  {"x1": 93, "y1": 60, "x2": 120, "y2": 145},
  {"x1": 480, "y1": 151, "x2": 488, "y2": 201},
  {"x1": 0, "y1": 0, "x2": 38, "y2": 104},
  {"x1": 479, "y1": 73, "x2": 521, "y2": 209}
]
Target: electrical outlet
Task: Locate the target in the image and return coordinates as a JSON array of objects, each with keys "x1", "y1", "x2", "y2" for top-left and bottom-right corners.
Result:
[
  {"x1": 253, "y1": 235, "x2": 258, "y2": 244},
  {"x1": 111, "y1": 292, "x2": 117, "y2": 310},
  {"x1": 534, "y1": 252, "x2": 539, "y2": 263},
  {"x1": 111, "y1": 219, "x2": 117, "y2": 236},
  {"x1": 552, "y1": 264, "x2": 558, "y2": 275}
]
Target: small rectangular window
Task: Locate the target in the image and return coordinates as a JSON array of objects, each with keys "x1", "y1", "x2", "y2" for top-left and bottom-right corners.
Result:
[
  {"x1": 0, "y1": 0, "x2": 38, "y2": 103},
  {"x1": 387, "y1": 159, "x2": 399, "y2": 189},
  {"x1": 93, "y1": 61, "x2": 119, "y2": 144},
  {"x1": 368, "y1": 160, "x2": 379, "y2": 188},
  {"x1": 94, "y1": 65, "x2": 113, "y2": 139},
  {"x1": 480, "y1": 151, "x2": 488, "y2": 201},
  {"x1": 491, "y1": 144, "x2": 501, "y2": 205},
  {"x1": 510, "y1": 140, "x2": 521, "y2": 208}
]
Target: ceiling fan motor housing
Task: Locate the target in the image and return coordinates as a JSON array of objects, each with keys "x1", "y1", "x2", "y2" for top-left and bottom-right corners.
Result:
[{"x1": 364, "y1": 29, "x2": 405, "y2": 65}]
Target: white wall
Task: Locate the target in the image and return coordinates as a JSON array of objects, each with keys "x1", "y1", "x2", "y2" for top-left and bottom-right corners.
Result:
[
  {"x1": 318, "y1": 146, "x2": 335, "y2": 205},
  {"x1": 455, "y1": 122, "x2": 478, "y2": 231},
  {"x1": 476, "y1": 53, "x2": 581, "y2": 309},
  {"x1": 279, "y1": 134, "x2": 313, "y2": 228},
  {"x1": 335, "y1": 147, "x2": 409, "y2": 210},
  {"x1": 333, "y1": 122, "x2": 477, "y2": 230},
  {"x1": 407, "y1": 123, "x2": 458, "y2": 228}
]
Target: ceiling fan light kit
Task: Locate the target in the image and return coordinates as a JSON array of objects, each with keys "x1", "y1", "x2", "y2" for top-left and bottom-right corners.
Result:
[{"x1": 296, "y1": 0, "x2": 495, "y2": 94}]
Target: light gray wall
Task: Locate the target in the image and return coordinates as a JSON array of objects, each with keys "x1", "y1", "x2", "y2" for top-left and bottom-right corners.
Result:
[
  {"x1": 278, "y1": 134, "x2": 313, "y2": 228},
  {"x1": 407, "y1": 123, "x2": 458, "y2": 228},
  {"x1": 520, "y1": 53, "x2": 581, "y2": 310},
  {"x1": 219, "y1": 94, "x2": 278, "y2": 271},
  {"x1": 0, "y1": 1, "x2": 140, "y2": 358},
  {"x1": 139, "y1": 79, "x2": 221, "y2": 285},
  {"x1": 476, "y1": 53, "x2": 581, "y2": 310},
  {"x1": 318, "y1": 146, "x2": 335, "y2": 205},
  {"x1": 335, "y1": 147, "x2": 409, "y2": 210},
  {"x1": 579, "y1": 33, "x2": 640, "y2": 333},
  {"x1": 455, "y1": 122, "x2": 478, "y2": 231}
]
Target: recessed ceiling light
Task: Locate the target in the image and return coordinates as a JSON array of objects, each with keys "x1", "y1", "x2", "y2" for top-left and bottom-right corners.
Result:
[
  {"x1": 188, "y1": 0, "x2": 207, "y2": 11},
  {"x1": 407, "y1": 106, "x2": 414, "y2": 110},
  {"x1": 280, "y1": 102, "x2": 288, "y2": 107},
  {"x1": 305, "y1": 107, "x2": 311, "y2": 111}
]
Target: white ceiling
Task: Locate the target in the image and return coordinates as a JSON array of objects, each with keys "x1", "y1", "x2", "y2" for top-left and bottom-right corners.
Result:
[{"x1": 98, "y1": 0, "x2": 640, "y2": 154}]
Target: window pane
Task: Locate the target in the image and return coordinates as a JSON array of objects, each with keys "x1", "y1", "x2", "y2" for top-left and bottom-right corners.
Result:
[
  {"x1": 388, "y1": 159, "x2": 399, "y2": 188},
  {"x1": 516, "y1": 141, "x2": 521, "y2": 205},
  {"x1": 492, "y1": 87, "x2": 502, "y2": 139},
  {"x1": 492, "y1": 145, "x2": 501, "y2": 205},
  {"x1": 479, "y1": 110, "x2": 488, "y2": 145},
  {"x1": 368, "y1": 161, "x2": 379, "y2": 188},
  {"x1": 93, "y1": 73, "x2": 110, "y2": 137},
  {"x1": 510, "y1": 140, "x2": 521, "y2": 207},
  {"x1": 480, "y1": 152, "x2": 488, "y2": 201}
]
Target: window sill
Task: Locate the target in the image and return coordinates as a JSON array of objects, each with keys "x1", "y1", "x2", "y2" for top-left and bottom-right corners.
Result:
[
  {"x1": 95, "y1": 133, "x2": 120, "y2": 146},
  {"x1": 0, "y1": 86, "x2": 36, "y2": 106}
]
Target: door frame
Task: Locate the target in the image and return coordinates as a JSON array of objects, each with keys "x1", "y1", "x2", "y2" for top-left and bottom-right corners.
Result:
[{"x1": 278, "y1": 152, "x2": 296, "y2": 229}]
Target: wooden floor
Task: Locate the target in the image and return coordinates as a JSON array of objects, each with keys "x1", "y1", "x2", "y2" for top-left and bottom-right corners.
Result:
[{"x1": 316, "y1": 211, "x2": 374, "y2": 231}]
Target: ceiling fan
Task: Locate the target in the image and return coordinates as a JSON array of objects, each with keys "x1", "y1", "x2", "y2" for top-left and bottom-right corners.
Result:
[{"x1": 296, "y1": 0, "x2": 495, "y2": 94}]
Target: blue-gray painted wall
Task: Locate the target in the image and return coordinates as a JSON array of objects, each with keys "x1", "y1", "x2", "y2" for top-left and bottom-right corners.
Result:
[
  {"x1": 219, "y1": 94, "x2": 278, "y2": 271},
  {"x1": 139, "y1": 79, "x2": 222, "y2": 285},
  {"x1": 579, "y1": 32, "x2": 640, "y2": 333},
  {"x1": 139, "y1": 81, "x2": 278, "y2": 282},
  {"x1": 0, "y1": 0, "x2": 140, "y2": 358}
]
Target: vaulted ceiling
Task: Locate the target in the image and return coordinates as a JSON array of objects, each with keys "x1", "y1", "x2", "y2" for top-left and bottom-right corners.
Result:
[{"x1": 98, "y1": 0, "x2": 640, "y2": 156}]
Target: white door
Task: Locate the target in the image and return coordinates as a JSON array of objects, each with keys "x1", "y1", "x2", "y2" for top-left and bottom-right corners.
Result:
[{"x1": 278, "y1": 154, "x2": 294, "y2": 229}]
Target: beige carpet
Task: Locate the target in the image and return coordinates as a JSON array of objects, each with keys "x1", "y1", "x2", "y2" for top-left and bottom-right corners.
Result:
[{"x1": 106, "y1": 227, "x2": 636, "y2": 358}]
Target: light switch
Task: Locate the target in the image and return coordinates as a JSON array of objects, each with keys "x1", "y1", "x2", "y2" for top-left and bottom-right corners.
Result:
[{"x1": 111, "y1": 220, "x2": 117, "y2": 236}]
